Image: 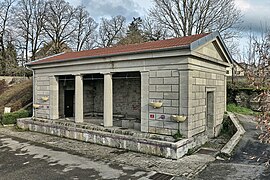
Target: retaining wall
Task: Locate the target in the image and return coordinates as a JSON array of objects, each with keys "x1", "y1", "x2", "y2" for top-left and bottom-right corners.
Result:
[{"x1": 17, "y1": 118, "x2": 208, "y2": 159}]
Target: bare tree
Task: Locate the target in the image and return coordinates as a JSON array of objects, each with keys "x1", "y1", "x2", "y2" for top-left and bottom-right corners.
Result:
[
  {"x1": 43, "y1": 0, "x2": 77, "y2": 54},
  {"x1": 73, "y1": 6, "x2": 98, "y2": 51},
  {"x1": 15, "y1": 0, "x2": 47, "y2": 62},
  {"x1": 247, "y1": 32, "x2": 270, "y2": 146},
  {"x1": 238, "y1": 27, "x2": 270, "y2": 150},
  {"x1": 98, "y1": 15, "x2": 126, "y2": 47},
  {"x1": 0, "y1": 0, "x2": 16, "y2": 74},
  {"x1": 142, "y1": 17, "x2": 167, "y2": 41},
  {"x1": 149, "y1": 0, "x2": 241, "y2": 40}
]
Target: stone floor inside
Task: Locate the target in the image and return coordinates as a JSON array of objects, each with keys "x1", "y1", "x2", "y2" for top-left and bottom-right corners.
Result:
[
  {"x1": 36, "y1": 117, "x2": 175, "y2": 142},
  {"x1": 61, "y1": 115, "x2": 141, "y2": 131}
]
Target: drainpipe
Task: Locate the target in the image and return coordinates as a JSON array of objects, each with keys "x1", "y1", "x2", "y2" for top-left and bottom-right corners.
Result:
[{"x1": 26, "y1": 65, "x2": 35, "y2": 118}]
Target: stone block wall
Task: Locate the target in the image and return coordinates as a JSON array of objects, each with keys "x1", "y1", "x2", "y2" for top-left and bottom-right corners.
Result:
[
  {"x1": 92, "y1": 80, "x2": 104, "y2": 113},
  {"x1": 17, "y1": 117, "x2": 209, "y2": 159},
  {"x1": 83, "y1": 81, "x2": 95, "y2": 114},
  {"x1": 34, "y1": 75, "x2": 50, "y2": 119},
  {"x1": 83, "y1": 78, "x2": 141, "y2": 118},
  {"x1": 148, "y1": 69, "x2": 180, "y2": 136},
  {"x1": 112, "y1": 79, "x2": 141, "y2": 118},
  {"x1": 189, "y1": 67, "x2": 226, "y2": 137}
]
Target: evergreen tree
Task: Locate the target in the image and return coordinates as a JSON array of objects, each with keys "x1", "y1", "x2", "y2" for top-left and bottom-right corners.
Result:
[
  {"x1": 5, "y1": 41, "x2": 18, "y2": 75},
  {"x1": 118, "y1": 17, "x2": 146, "y2": 45}
]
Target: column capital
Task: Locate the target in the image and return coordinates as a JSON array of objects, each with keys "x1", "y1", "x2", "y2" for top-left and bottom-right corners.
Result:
[
  {"x1": 73, "y1": 73, "x2": 83, "y2": 77},
  {"x1": 140, "y1": 70, "x2": 149, "y2": 73},
  {"x1": 101, "y1": 72, "x2": 114, "y2": 75}
]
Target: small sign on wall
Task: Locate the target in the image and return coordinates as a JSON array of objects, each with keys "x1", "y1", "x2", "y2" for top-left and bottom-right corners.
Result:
[
  {"x1": 149, "y1": 113, "x2": 155, "y2": 119},
  {"x1": 159, "y1": 114, "x2": 166, "y2": 120}
]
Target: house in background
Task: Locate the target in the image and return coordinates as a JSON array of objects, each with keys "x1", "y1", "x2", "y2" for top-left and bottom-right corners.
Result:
[
  {"x1": 18, "y1": 32, "x2": 232, "y2": 159},
  {"x1": 226, "y1": 60, "x2": 245, "y2": 77}
]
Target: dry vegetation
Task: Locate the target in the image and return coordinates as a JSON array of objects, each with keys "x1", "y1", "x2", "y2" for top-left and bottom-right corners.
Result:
[{"x1": 0, "y1": 79, "x2": 32, "y2": 115}]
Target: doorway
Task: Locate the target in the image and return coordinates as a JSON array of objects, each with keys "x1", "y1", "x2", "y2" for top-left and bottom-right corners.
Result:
[
  {"x1": 206, "y1": 91, "x2": 214, "y2": 138},
  {"x1": 65, "y1": 90, "x2": 74, "y2": 117}
]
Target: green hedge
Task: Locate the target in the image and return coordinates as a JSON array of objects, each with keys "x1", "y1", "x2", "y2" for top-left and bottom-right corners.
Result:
[{"x1": 2, "y1": 110, "x2": 29, "y2": 125}]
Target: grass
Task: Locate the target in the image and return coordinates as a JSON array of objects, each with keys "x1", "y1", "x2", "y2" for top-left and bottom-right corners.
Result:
[{"x1": 227, "y1": 103, "x2": 255, "y2": 115}]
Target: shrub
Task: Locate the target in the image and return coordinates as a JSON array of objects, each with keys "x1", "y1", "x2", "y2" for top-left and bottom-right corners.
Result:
[{"x1": 2, "y1": 110, "x2": 29, "y2": 125}]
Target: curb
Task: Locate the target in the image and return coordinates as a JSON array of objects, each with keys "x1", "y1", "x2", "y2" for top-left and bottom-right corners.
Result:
[{"x1": 220, "y1": 112, "x2": 246, "y2": 156}]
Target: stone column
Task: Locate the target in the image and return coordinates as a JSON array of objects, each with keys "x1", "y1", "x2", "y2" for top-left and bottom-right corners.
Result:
[
  {"x1": 178, "y1": 70, "x2": 190, "y2": 138},
  {"x1": 224, "y1": 75, "x2": 227, "y2": 112},
  {"x1": 103, "y1": 73, "x2": 113, "y2": 127},
  {"x1": 140, "y1": 71, "x2": 149, "y2": 132},
  {"x1": 75, "y1": 74, "x2": 84, "y2": 123},
  {"x1": 49, "y1": 76, "x2": 59, "y2": 120}
]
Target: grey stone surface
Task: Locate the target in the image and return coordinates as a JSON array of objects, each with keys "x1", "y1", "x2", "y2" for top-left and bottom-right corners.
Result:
[
  {"x1": 220, "y1": 112, "x2": 246, "y2": 156},
  {"x1": 17, "y1": 118, "x2": 208, "y2": 160}
]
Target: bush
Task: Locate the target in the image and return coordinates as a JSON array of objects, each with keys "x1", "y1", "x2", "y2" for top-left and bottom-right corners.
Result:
[{"x1": 2, "y1": 110, "x2": 29, "y2": 125}]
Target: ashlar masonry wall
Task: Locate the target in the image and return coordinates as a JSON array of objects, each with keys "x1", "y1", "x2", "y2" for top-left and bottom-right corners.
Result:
[
  {"x1": 83, "y1": 78, "x2": 141, "y2": 118},
  {"x1": 148, "y1": 69, "x2": 181, "y2": 136},
  {"x1": 146, "y1": 58, "x2": 227, "y2": 139},
  {"x1": 188, "y1": 58, "x2": 227, "y2": 138},
  {"x1": 34, "y1": 75, "x2": 50, "y2": 119}
]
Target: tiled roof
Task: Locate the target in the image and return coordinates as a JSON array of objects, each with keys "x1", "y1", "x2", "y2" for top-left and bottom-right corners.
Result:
[{"x1": 29, "y1": 33, "x2": 210, "y2": 65}]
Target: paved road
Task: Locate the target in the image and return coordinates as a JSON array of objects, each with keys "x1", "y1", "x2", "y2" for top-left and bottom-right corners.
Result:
[
  {"x1": 0, "y1": 134, "x2": 156, "y2": 180},
  {"x1": 195, "y1": 114, "x2": 270, "y2": 180}
]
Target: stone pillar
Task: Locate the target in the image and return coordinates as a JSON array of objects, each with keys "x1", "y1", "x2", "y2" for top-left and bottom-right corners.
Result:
[
  {"x1": 178, "y1": 70, "x2": 190, "y2": 138},
  {"x1": 49, "y1": 76, "x2": 59, "y2": 120},
  {"x1": 75, "y1": 74, "x2": 84, "y2": 123},
  {"x1": 224, "y1": 75, "x2": 227, "y2": 112},
  {"x1": 103, "y1": 73, "x2": 113, "y2": 127},
  {"x1": 140, "y1": 71, "x2": 149, "y2": 132}
]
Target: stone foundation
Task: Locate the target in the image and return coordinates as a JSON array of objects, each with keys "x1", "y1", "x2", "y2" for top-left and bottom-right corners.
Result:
[{"x1": 17, "y1": 118, "x2": 208, "y2": 159}]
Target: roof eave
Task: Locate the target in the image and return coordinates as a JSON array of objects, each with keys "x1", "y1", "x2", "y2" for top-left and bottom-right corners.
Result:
[
  {"x1": 26, "y1": 52, "x2": 66, "y2": 67},
  {"x1": 27, "y1": 45, "x2": 191, "y2": 68}
]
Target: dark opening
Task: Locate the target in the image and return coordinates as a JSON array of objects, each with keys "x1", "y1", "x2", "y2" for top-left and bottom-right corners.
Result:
[
  {"x1": 59, "y1": 75, "x2": 75, "y2": 118},
  {"x1": 64, "y1": 90, "x2": 74, "y2": 117}
]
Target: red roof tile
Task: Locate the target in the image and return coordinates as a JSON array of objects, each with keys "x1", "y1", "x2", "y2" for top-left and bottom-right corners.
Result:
[{"x1": 29, "y1": 33, "x2": 209, "y2": 65}]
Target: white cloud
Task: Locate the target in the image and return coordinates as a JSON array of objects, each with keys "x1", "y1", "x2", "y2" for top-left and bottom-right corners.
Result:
[
  {"x1": 235, "y1": 0, "x2": 251, "y2": 12},
  {"x1": 66, "y1": 0, "x2": 152, "y2": 22}
]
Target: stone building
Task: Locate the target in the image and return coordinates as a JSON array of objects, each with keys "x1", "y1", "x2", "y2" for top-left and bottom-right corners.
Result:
[{"x1": 18, "y1": 32, "x2": 232, "y2": 159}]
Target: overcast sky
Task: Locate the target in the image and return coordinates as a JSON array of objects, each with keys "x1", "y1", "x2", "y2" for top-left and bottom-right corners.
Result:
[
  {"x1": 235, "y1": 0, "x2": 270, "y2": 33},
  {"x1": 66, "y1": 0, "x2": 270, "y2": 54},
  {"x1": 67, "y1": 0, "x2": 151, "y2": 21},
  {"x1": 66, "y1": 0, "x2": 270, "y2": 30}
]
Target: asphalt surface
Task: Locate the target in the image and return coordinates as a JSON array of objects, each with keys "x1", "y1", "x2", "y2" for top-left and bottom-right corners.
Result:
[
  {"x1": 0, "y1": 134, "x2": 155, "y2": 180},
  {"x1": 1, "y1": 114, "x2": 266, "y2": 180},
  {"x1": 195, "y1": 114, "x2": 270, "y2": 180},
  {"x1": 0, "y1": 127, "x2": 216, "y2": 179}
]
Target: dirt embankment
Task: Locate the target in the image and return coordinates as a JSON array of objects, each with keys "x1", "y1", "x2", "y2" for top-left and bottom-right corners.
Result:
[{"x1": 0, "y1": 79, "x2": 32, "y2": 114}]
